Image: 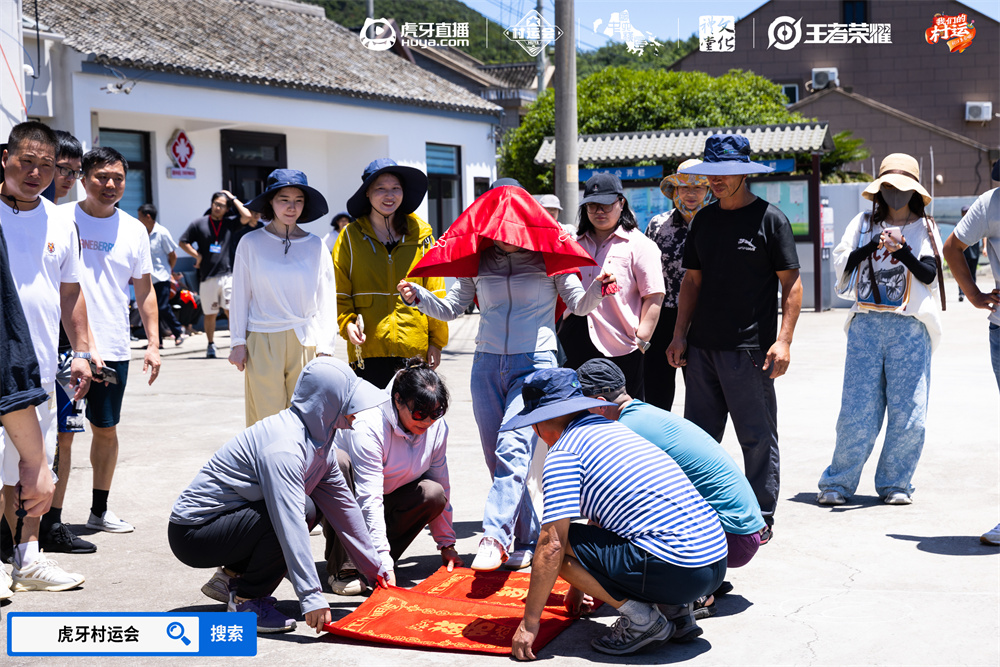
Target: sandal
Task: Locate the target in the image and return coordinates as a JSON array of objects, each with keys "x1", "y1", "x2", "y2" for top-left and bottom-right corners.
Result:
[{"x1": 693, "y1": 595, "x2": 717, "y2": 620}]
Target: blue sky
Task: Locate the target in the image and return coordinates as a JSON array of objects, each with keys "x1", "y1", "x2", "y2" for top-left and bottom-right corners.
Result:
[{"x1": 460, "y1": 0, "x2": 999, "y2": 51}]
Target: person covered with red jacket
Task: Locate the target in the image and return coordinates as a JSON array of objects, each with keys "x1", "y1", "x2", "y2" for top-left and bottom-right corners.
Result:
[{"x1": 397, "y1": 180, "x2": 615, "y2": 572}]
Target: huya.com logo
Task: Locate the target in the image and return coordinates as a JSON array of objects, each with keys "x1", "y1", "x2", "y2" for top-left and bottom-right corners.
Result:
[
  {"x1": 767, "y1": 15, "x2": 891, "y2": 50},
  {"x1": 925, "y1": 13, "x2": 975, "y2": 53},
  {"x1": 504, "y1": 9, "x2": 562, "y2": 57},
  {"x1": 401, "y1": 22, "x2": 470, "y2": 48},
  {"x1": 360, "y1": 17, "x2": 396, "y2": 51}
]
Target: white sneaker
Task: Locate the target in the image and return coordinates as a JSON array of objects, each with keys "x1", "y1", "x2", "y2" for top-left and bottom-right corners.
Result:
[
  {"x1": 201, "y1": 567, "x2": 234, "y2": 603},
  {"x1": 87, "y1": 510, "x2": 134, "y2": 533},
  {"x1": 981, "y1": 523, "x2": 1000, "y2": 546},
  {"x1": 1, "y1": 567, "x2": 12, "y2": 599},
  {"x1": 883, "y1": 492, "x2": 912, "y2": 506},
  {"x1": 817, "y1": 490, "x2": 846, "y2": 506},
  {"x1": 12, "y1": 557, "x2": 85, "y2": 591},
  {"x1": 505, "y1": 549, "x2": 533, "y2": 570},
  {"x1": 328, "y1": 571, "x2": 365, "y2": 596},
  {"x1": 470, "y1": 536, "x2": 508, "y2": 571}
]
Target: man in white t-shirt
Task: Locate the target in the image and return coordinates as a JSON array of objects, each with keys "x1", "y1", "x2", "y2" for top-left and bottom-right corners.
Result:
[
  {"x1": 138, "y1": 203, "x2": 185, "y2": 345},
  {"x1": 66, "y1": 146, "x2": 160, "y2": 535},
  {"x1": 943, "y1": 159, "x2": 1000, "y2": 547},
  {"x1": 0, "y1": 121, "x2": 92, "y2": 591}
]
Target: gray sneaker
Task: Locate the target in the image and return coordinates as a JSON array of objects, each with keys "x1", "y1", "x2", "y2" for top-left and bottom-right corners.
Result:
[
  {"x1": 206, "y1": 343, "x2": 217, "y2": 359},
  {"x1": 658, "y1": 603, "x2": 702, "y2": 642},
  {"x1": 202, "y1": 567, "x2": 236, "y2": 603},
  {"x1": 591, "y1": 610, "x2": 674, "y2": 655}
]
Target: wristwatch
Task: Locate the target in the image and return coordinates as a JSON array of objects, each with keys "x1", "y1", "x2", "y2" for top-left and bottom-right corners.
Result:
[
  {"x1": 636, "y1": 338, "x2": 651, "y2": 353},
  {"x1": 72, "y1": 351, "x2": 92, "y2": 360}
]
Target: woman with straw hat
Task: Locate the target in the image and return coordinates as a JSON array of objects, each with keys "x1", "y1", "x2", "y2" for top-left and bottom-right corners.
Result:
[
  {"x1": 818, "y1": 153, "x2": 945, "y2": 507},
  {"x1": 642, "y1": 160, "x2": 713, "y2": 410}
]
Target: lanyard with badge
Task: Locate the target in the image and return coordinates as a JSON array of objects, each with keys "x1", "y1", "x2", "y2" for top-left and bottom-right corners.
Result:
[{"x1": 208, "y1": 218, "x2": 223, "y2": 254}]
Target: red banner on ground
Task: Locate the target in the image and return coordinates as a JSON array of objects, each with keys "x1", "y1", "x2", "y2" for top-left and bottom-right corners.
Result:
[{"x1": 323, "y1": 567, "x2": 591, "y2": 655}]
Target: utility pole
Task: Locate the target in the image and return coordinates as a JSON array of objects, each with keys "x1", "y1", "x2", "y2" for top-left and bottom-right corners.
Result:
[
  {"x1": 554, "y1": 0, "x2": 577, "y2": 213},
  {"x1": 535, "y1": 0, "x2": 546, "y2": 95},
  {"x1": 365, "y1": 0, "x2": 374, "y2": 38}
]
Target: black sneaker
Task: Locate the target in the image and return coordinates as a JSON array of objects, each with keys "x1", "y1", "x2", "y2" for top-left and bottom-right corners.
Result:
[
  {"x1": 759, "y1": 525, "x2": 773, "y2": 545},
  {"x1": 40, "y1": 522, "x2": 97, "y2": 554}
]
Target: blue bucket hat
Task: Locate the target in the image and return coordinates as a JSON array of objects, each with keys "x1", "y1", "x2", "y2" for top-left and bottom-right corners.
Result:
[
  {"x1": 680, "y1": 134, "x2": 775, "y2": 176},
  {"x1": 499, "y1": 368, "x2": 607, "y2": 432},
  {"x1": 245, "y1": 169, "x2": 329, "y2": 223},
  {"x1": 346, "y1": 158, "x2": 428, "y2": 220}
]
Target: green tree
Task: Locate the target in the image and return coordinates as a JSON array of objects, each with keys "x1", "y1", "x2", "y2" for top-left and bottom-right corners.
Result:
[
  {"x1": 305, "y1": 0, "x2": 529, "y2": 64},
  {"x1": 500, "y1": 68, "x2": 803, "y2": 192}
]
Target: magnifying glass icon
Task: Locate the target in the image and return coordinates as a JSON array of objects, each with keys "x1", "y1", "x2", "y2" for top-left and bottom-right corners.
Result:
[{"x1": 166, "y1": 621, "x2": 191, "y2": 646}]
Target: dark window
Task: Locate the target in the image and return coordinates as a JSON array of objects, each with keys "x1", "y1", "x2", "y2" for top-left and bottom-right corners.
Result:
[
  {"x1": 426, "y1": 144, "x2": 462, "y2": 238},
  {"x1": 843, "y1": 1, "x2": 867, "y2": 24},
  {"x1": 781, "y1": 84, "x2": 799, "y2": 105},
  {"x1": 99, "y1": 129, "x2": 152, "y2": 215},
  {"x1": 474, "y1": 177, "x2": 490, "y2": 199},
  {"x1": 220, "y1": 130, "x2": 287, "y2": 201}
]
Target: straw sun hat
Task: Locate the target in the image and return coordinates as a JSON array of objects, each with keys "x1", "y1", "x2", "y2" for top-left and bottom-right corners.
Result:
[{"x1": 862, "y1": 153, "x2": 932, "y2": 205}]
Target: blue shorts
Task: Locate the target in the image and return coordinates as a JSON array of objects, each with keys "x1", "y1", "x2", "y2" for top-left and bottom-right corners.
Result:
[
  {"x1": 85, "y1": 360, "x2": 130, "y2": 428},
  {"x1": 55, "y1": 382, "x2": 85, "y2": 433},
  {"x1": 568, "y1": 523, "x2": 727, "y2": 605}
]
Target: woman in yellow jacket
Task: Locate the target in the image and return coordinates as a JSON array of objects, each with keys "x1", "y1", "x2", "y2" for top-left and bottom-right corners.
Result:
[{"x1": 335, "y1": 159, "x2": 448, "y2": 388}]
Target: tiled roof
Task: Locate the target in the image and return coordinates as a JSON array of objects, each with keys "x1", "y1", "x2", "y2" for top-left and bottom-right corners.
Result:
[
  {"x1": 478, "y1": 63, "x2": 539, "y2": 90},
  {"x1": 33, "y1": 0, "x2": 502, "y2": 116},
  {"x1": 534, "y1": 123, "x2": 834, "y2": 165}
]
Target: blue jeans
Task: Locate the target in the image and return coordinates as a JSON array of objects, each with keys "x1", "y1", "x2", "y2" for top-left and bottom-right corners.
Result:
[
  {"x1": 990, "y1": 324, "x2": 1000, "y2": 392},
  {"x1": 469, "y1": 350, "x2": 557, "y2": 550},
  {"x1": 819, "y1": 312, "x2": 932, "y2": 499}
]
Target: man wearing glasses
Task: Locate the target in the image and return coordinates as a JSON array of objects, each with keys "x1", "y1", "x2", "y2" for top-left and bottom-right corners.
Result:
[{"x1": 51, "y1": 131, "x2": 84, "y2": 203}]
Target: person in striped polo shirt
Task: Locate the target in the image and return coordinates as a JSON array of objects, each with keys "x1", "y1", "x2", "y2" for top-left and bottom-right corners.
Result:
[{"x1": 504, "y1": 368, "x2": 727, "y2": 660}]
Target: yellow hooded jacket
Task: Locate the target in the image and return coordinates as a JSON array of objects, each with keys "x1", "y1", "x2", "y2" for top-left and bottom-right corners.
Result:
[{"x1": 333, "y1": 213, "x2": 448, "y2": 364}]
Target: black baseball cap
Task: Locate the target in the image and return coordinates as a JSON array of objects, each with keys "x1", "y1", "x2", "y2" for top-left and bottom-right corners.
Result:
[{"x1": 580, "y1": 172, "x2": 624, "y2": 206}]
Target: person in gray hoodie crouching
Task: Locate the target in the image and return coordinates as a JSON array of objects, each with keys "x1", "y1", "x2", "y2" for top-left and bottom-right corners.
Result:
[{"x1": 168, "y1": 357, "x2": 390, "y2": 634}]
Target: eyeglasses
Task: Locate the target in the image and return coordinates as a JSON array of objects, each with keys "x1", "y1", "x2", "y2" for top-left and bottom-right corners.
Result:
[
  {"x1": 408, "y1": 403, "x2": 446, "y2": 422},
  {"x1": 584, "y1": 200, "x2": 621, "y2": 214},
  {"x1": 56, "y1": 165, "x2": 84, "y2": 180}
]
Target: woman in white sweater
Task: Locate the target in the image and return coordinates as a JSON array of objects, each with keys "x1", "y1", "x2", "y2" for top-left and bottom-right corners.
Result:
[{"x1": 229, "y1": 169, "x2": 337, "y2": 426}]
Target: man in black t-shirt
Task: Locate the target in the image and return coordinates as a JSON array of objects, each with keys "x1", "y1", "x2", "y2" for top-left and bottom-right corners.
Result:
[
  {"x1": 178, "y1": 190, "x2": 252, "y2": 358},
  {"x1": 667, "y1": 135, "x2": 802, "y2": 539}
]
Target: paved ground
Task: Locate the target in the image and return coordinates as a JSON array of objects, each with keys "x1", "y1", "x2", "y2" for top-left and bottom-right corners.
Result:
[{"x1": 3, "y1": 277, "x2": 998, "y2": 666}]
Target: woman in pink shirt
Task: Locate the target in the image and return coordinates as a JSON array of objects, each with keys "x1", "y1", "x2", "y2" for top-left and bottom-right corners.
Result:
[{"x1": 559, "y1": 173, "x2": 665, "y2": 399}]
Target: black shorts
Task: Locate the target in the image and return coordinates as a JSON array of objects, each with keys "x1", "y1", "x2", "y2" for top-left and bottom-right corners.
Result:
[{"x1": 85, "y1": 360, "x2": 130, "y2": 428}]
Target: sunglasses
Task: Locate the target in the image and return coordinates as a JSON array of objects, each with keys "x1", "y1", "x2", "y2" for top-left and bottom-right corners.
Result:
[
  {"x1": 408, "y1": 403, "x2": 446, "y2": 422},
  {"x1": 584, "y1": 199, "x2": 621, "y2": 214}
]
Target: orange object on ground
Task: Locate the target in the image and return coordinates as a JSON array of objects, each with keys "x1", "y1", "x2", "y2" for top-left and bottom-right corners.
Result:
[{"x1": 323, "y1": 567, "x2": 593, "y2": 655}]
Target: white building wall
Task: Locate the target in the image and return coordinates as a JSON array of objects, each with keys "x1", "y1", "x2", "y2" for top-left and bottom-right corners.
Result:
[
  {"x1": 1, "y1": 0, "x2": 26, "y2": 134},
  {"x1": 55, "y1": 71, "x2": 496, "y2": 240}
]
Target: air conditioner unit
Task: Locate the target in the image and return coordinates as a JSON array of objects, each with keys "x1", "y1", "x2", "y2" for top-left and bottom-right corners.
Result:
[
  {"x1": 811, "y1": 68, "x2": 839, "y2": 91},
  {"x1": 965, "y1": 101, "x2": 993, "y2": 122}
]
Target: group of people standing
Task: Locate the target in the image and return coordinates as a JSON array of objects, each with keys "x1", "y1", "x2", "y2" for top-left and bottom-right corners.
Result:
[{"x1": 3, "y1": 116, "x2": 994, "y2": 658}]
